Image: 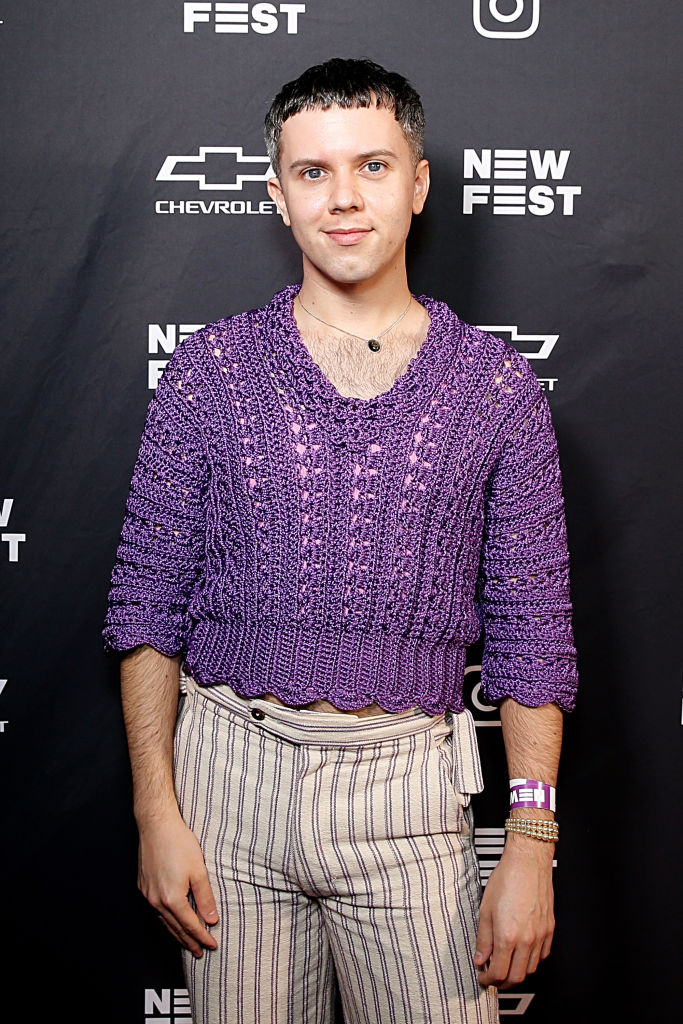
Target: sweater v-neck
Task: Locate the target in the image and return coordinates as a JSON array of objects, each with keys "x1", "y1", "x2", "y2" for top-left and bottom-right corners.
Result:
[{"x1": 260, "y1": 285, "x2": 458, "y2": 442}]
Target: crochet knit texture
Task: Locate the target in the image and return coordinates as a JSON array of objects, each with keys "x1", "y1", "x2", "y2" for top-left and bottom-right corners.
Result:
[{"x1": 103, "y1": 285, "x2": 579, "y2": 714}]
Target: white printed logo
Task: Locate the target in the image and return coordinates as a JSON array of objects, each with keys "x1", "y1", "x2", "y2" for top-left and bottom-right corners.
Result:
[
  {"x1": 463, "y1": 149, "x2": 581, "y2": 216},
  {"x1": 476, "y1": 828, "x2": 556, "y2": 887},
  {"x1": 476, "y1": 827, "x2": 507, "y2": 884},
  {"x1": 473, "y1": 0, "x2": 540, "y2": 39},
  {"x1": 1, "y1": 498, "x2": 26, "y2": 563},
  {"x1": 157, "y1": 148, "x2": 273, "y2": 190},
  {"x1": 155, "y1": 146, "x2": 277, "y2": 216},
  {"x1": 499, "y1": 993, "x2": 536, "y2": 1015},
  {"x1": 183, "y1": 2, "x2": 306, "y2": 34},
  {"x1": 464, "y1": 665, "x2": 501, "y2": 728},
  {"x1": 148, "y1": 324, "x2": 205, "y2": 389},
  {"x1": 145, "y1": 979, "x2": 531, "y2": 1017},
  {"x1": 0, "y1": 678, "x2": 7, "y2": 736},
  {"x1": 145, "y1": 988, "x2": 192, "y2": 1022},
  {"x1": 476, "y1": 325, "x2": 559, "y2": 392}
]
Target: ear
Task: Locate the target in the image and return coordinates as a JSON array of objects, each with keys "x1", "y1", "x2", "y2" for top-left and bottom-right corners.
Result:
[
  {"x1": 267, "y1": 176, "x2": 291, "y2": 226},
  {"x1": 412, "y1": 159, "x2": 430, "y2": 215}
]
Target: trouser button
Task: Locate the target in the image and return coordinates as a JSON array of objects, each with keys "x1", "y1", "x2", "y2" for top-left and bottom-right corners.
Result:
[{"x1": 250, "y1": 707, "x2": 265, "y2": 720}]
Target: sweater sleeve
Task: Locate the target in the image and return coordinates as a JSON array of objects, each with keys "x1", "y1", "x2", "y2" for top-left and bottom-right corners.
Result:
[
  {"x1": 102, "y1": 344, "x2": 209, "y2": 657},
  {"x1": 475, "y1": 383, "x2": 579, "y2": 712}
]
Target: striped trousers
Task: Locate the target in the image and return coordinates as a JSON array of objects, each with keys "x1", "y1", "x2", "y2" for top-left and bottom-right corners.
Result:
[{"x1": 174, "y1": 669, "x2": 499, "y2": 1024}]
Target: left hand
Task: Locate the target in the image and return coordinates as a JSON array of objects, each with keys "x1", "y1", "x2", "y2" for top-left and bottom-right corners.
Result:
[{"x1": 473, "y1": 834, "x2": 555, "y2": 988}]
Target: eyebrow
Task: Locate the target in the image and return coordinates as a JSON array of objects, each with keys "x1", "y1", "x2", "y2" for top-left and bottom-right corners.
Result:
[{"x1": 287, "y1": 149, "x2": 398, "y2": 172}]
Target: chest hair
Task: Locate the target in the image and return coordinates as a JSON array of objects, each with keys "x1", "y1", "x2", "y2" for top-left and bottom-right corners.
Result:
[{"x1": 301, "y1": 329, "x2": 426, "y2": 400}]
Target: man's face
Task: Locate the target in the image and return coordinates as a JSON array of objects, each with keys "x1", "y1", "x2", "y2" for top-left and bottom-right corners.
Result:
[{"x1": 267, "y1": 103, "x2": 429, "y2": 290}]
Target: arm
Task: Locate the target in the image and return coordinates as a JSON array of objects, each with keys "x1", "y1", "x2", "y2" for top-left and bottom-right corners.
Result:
[
  {"x1": 474, "y1": 699, "x2": 562, "y2": 988},
  {"x1": 121, "y1": 643, "x2": 218, "y2": 957},
  {"x1": 103, "y1": 338, "x2": 209, "y2": 659},
  {"x1": 103, "y1": 343, "x2": 217, "y2": 955},
  {"x1": 471, "y1": 351, "x2": 579, "y2": 986}
]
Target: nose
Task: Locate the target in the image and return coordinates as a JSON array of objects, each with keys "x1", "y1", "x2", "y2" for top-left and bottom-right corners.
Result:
[{"x1": 328, "y1": 169, "x2": 363, "y2": 213}]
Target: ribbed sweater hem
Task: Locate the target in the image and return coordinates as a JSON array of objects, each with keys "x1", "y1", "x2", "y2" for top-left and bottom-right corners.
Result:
[{"x1": 183, "y1": 619, "x2": 471, "y2": 715}]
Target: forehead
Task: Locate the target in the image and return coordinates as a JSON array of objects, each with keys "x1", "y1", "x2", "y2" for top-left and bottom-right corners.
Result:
[{"x1": 278, "y1": 103, "x2": 410, "y2": 167}]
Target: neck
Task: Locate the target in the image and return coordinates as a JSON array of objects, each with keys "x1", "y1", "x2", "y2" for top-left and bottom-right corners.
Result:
[{"x1": 298, "y1": 260, "x2": 412, "y2": 334}]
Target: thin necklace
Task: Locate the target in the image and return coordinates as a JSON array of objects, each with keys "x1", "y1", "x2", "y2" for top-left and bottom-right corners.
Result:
[{"x1": 296, "y1": 294, "x2": 412, "y2": 352}]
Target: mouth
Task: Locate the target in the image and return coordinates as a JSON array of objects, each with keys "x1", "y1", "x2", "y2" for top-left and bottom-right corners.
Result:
[{"x1": 324, "y1": 228, "x2": 372, "y2": 246}]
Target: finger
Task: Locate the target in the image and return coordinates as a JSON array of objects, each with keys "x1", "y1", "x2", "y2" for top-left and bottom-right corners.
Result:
[
  {"x1": 540, "y1": 930, "x2": 554, "y2": 961},
  {"x1": 156, "y1": 908, "x2": 204, "y2": 957},
  {"x1": 473, "y1": 912, "x2": 494, "y2": 971},
  {"x1": 167, "y1": 893, "x2": 218, "y2": 951},
  {"x1": 191, "y1": 869, "x2": 219, "y2": 926},
  {"x1": 497, "y1": 943, "x2": 533, "y2": 990},
  {"x1": 157, "y1": 912, "x2": 194, "y2": 949},
  {"x1": 477, "y1": 935, "x2": 514, "y2": 987},
  {"x1": 148, "y1": 886, "x2": 215, "y2": 956},
  {"x1": 523, "y1": 937, "x2": 544, "y2": 979}
]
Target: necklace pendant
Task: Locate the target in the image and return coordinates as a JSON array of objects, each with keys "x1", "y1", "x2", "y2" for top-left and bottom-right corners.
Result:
[{"x1": 368, "y1": 338, "x2": 381, "y2": 352}]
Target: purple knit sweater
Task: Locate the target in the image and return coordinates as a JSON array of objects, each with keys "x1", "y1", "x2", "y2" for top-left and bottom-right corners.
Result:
[{"x1": 103, "y1": 285, "x2": 579, "y2": 714}]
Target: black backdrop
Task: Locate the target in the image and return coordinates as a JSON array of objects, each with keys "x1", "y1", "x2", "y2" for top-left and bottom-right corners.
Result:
[{"x1": 1, "y1": 2, "x2": 681, "y2": 1020}]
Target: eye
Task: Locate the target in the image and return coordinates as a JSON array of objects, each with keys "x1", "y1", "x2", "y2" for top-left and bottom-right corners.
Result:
[
  {"x1": 303, "y1": 167, "x2": 324, "y2": 180},
  {"x1": 364, "y1": 161, "x2": 385, "y2": 174}
]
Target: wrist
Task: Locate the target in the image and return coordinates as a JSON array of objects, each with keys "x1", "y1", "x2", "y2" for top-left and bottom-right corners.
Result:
[
  {"x1": 502, "y1": 831, "x2": 556, "y2": 864},
  {"x1": 509, "y1": 806, "x2": 555, "y2": 821},
  {"x1": 134, "y1": 794, "x2": 182, "y2": 829},
  {"x1": 506, "y1": 771, "x2": 558, "y2": 847}
]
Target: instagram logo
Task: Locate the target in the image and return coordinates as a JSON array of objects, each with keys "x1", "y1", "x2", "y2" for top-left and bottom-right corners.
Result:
[{"x1": 473, "y1": 0, "x2": 540, "y2": 39}]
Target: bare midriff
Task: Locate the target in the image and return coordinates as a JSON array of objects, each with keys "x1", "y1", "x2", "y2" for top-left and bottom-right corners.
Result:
[{"x1": 258, "y1": 693, "x2": 389, "y2": 717}]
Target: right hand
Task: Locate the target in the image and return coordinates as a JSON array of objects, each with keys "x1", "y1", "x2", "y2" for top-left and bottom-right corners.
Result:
[{"x1": 137, "y1": 812, "x2": 219, "y2": 957}]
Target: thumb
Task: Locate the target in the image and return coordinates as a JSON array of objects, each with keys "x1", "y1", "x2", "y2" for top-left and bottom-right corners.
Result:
[
  {"x1": 191, "y1": 868, "x2": 219, "y2": 924},
  {"x1": 474, "y1": 911, "x2": 493, "y2": 967}
]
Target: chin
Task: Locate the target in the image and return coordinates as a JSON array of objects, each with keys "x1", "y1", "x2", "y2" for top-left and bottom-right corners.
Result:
[{"x1": 318, "y1": 259, "x2": 387, "y2": 287}]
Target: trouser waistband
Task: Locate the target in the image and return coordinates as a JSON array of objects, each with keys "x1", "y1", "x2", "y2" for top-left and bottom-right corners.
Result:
[{"x1": 179, "y1": 668, "x2": 450, "y2": 748}]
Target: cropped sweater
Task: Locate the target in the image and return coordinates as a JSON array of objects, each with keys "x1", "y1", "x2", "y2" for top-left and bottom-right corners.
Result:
[{"x1": 102, "y1": 285, "x2": 579, "y2": 714}]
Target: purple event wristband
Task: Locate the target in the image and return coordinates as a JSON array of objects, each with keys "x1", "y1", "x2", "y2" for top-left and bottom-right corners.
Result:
[{"x1": 509, "y1": 778, "x2": 556, "y2": 811}]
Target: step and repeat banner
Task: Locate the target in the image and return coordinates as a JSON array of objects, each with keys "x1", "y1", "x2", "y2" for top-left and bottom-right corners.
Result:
[{"x1": 1, "y1": 2, "x2": 681, "y2": 1021}]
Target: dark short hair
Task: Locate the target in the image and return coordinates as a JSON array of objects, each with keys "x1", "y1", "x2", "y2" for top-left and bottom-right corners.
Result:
[{"x1": 264, "y1": 57, "x2": 425, "y2": 176}]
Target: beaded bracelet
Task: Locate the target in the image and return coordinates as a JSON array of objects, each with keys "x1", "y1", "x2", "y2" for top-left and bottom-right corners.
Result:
[{"x1": 504, "y1": 817, "x2": 559, "y2": 843}]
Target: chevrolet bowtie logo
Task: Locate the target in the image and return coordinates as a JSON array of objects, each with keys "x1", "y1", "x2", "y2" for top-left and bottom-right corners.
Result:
[
  {"x1": 156, "y1": 147, "x2": 274, "y2": 191},
  {"x1": 475, "y1": 326, "x2": 559, "y2": 360}
]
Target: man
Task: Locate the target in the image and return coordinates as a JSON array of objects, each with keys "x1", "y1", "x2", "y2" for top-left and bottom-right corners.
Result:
[{"x1": 104, "y1": 58, "x2": 578, "y2": 1024}]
